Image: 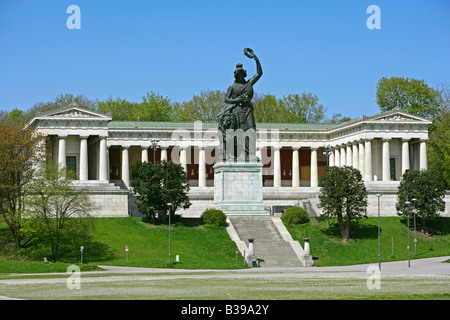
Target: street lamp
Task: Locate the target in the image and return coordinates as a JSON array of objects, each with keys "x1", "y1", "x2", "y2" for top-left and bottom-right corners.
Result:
[
  {"x1": 167, "y1": 202, "x2": 172, "y2": 265},
  {"x1": 150, "y1": 138, "x2": 160, "y2": 164},
  {"x1": 412, "y1": 198, "x2": 417, "y2": 256},
  {"x1": 405, "y1": 201, "x2": 411, "y2": 268},
  {"x1": 376, "y1": 193, "x2": 382, "y2": 271},
  {"x1": 323, "y1": 144, "x2": 331, "y2": 167}
]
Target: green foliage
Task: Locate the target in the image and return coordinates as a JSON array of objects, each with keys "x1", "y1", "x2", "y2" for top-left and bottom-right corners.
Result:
[
  {"x1": 318, "y1": 166, "x2": 368, "y2": 241},
  {"x1": 96, "y1": 91, "x2": 173, "y2": 121},
  {"x1": 376, "y1": 76, "x2": 443, "y2": 118},
  {"x1": 281, "y1": 206, "x2": 309, "y2": 225},
  {"x1": 201, "y1": 208, "x2": 227, "y2": 227},
  {"x1": 25, "y1": 162, "x2": 96, "y2": 259},
  {"x1": 396, "y1": 169, "x2": 446, "y2": 230},
  {"x1": 173, "y1": 90, "x2": 227, "y2": 122},
  {"x1": 428, "y1": 107, "x2": 450, "y2": 188},
  {"x1": 130, "y1": 160, "x2": 191, "y2": 223}
]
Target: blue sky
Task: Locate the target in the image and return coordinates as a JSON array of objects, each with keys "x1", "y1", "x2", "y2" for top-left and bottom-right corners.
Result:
[{"x1": 0, "y1": 0, "x2": 449, "y2": 119}]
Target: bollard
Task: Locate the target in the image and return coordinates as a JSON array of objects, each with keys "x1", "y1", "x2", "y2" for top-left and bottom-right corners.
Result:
[
  {"x1": 303, "y1": 238, "x2": 311, "y2": 255},
  {"x1": 247, "y1": 238, "x2": 256, "y2": 267}
]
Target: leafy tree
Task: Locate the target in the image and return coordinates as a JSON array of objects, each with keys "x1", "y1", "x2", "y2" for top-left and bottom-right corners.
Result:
[
  {"x1": 376, "y1": 77, "x2": 443, "y2": 118},
  {"x1": 0, "y1": 119, "x2": 46, "y2": 248},
  {"x1": 282, "y1": 93, "x2": 326, "y2": 123},
  {"x1": 318, "y1": 166, "x2": 368, "y2": 241},
  {"x1": 428, "y1": 107, "x2": 450, "y2": 188},
  {"x1": 97, "y1": 91, "x2": 173, "y2": 121},
  {"x1": 253, "y1": 93, "x2": 286, "y2": 123},
  {"x1": 96, "y1": 96, "x2": 138, "y2": 121},
  {"x1": 396, "y1": 169, "x2": 446, "y2": 231},
  {"x1": 24, "y1": 93, "x2": 97, "y2": 122},
  {"x1": 24, "y1": 163, "x2": 97, "y2": 259},
  {"x1": 130, "y1": 160, "x2": 191, "y2": 223},
  {"x1": 173, "y1": 90, "x2": 226, "y2": 122}
]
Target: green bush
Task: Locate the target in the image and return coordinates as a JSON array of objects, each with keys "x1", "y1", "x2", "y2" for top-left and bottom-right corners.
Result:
[
  {"x1": 201, "y1": 208, "x2": 227, "y2": 227},
  {"x1": 281, "y1": 207, "x2": 309, "y2": 225}
]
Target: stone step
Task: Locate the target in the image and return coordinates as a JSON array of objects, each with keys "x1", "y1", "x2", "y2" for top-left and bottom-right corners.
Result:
[{"x1": 228, "y1": 216, "x2": 303, "y2": 267}]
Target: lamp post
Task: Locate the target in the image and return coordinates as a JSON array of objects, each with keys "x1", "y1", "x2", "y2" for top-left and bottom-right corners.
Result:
[
  {"x1": 412, "y1": 198, "x2": 417, "y2": 256},
  {"x1": 376, "y1": 193, "x2": 382, "y2": 271},
  {"x1": 405, "y1": 201, "x2": 411, "y2": 268},
  {"x1": 167, "y1": 203, "x2": 172, "y2": 265},
  {"x1": 323, "y1": 144, "x2": 331, "y2": 167},
  {"x1": 150, "y1": 138, "x2": 160, "y2": 164}
]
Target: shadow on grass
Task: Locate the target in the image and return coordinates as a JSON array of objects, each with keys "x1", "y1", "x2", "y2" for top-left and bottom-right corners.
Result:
[
  {"x1": 321, "y1": 219, "x2": 379, "y2": 240},
  {"x1": 399, "y1": 216, "x2": 450, "y2": 236}
]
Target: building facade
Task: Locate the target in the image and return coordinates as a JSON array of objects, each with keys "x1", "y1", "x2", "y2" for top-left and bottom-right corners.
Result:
[{"x1": 29, "y1": 104, "x2": 450, "y2": 217}]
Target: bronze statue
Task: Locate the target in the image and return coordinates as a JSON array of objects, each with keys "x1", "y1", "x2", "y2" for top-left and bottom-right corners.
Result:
[{"x1": 218, "y1": 48, "x2": 262, "y2": 162}]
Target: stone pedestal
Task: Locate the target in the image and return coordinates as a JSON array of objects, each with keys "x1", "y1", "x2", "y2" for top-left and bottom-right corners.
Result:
[{"x1": 214, "y1": 161, "x2": 267, "y2": 216}]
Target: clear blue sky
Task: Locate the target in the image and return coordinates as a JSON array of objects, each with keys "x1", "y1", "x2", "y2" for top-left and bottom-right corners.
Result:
[{"x1": 0, "y1": 0, "x2": 449, "y2": 119}]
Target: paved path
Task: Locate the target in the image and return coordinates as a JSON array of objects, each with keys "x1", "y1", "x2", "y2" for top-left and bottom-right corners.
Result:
[
  {"x1": 1, "y1": 256, "x2": 448, "y2": 300},
  {"x1": 95, "y1": 255, "x2": 450, "y2": 276}
]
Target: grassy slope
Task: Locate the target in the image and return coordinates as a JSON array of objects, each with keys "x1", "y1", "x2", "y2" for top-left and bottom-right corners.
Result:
[
  {"x1": 285, "y1": 217, "x2": 450, "y2": 266},
  {"x1": 0, "y1": 216, "x2": 449, "y2": 273}
]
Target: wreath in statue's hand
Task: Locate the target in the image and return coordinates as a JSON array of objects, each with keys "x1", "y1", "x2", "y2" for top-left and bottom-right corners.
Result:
[{"x1": 244, "y1": 48, "x2": 256, "y2": 59}]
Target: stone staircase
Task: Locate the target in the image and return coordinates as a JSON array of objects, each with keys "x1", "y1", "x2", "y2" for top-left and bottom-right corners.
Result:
[{"x1": 228, "y1": 216, "x2": 304, "y2": 267}]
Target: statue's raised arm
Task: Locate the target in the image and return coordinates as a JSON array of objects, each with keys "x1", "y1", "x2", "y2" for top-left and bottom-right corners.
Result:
[{"x1": 244, "y1": 48, "x2": 263, "y2": 85}]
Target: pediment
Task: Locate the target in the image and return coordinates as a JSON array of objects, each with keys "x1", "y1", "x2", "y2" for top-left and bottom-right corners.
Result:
[{"x1": 369, "y1": 108, "x2": 431, "y2": 123}]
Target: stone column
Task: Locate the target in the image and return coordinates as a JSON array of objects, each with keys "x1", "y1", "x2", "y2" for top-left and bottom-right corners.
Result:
[
  {"x1": 382, "y1": 139, "x2": 390, "y2": 181},
  {"x1": 334, "y1": 147, "x2": 340, "y2": 167},
  {"x1": 310, "y1": 147, "x2": 318, "y2": 187},
  {"x1": 121, "y1": 146, "x2": 130, "y2": 188},
  {"x1": 198, "y1": 147, "x2": 206, "y2": 188},
  {"x1": 364, "y1": 139, "x2": 372, "y2": 181},
  {"x1": 359, "y1": 140, "x2": 365, "y2": 175},
  {"x1": 180, "y1": 147, "x2": 187, "y2": 172},
  {"x1": 273, "y1": 146, "x2": 281, "y2": 188},
  {"x1": 352, "y1": 142, "x2": 359, "y2": 170},
  {"x1": 292, "y1": 148, "x2": 300, "y2": 187},
  {"x1": 329, "y1": 147, "x2": 335, "y2": 167},
  {"x1": 141, "y1": 146, "x2": 149, "y2": 163},
  {"x1": 99, "y1": 136, "x2": 108, "y2": 181},
  {"x1": 346, "y1": 144, "x2": 352, "y2": 167},
  {"x1": 419, "y1": 139, "x2": 427, "y2": 170},
  {"x1": 58, "y1": 135, "x2": 67, "y2": 169},
  {"x1": 340, "y1": 145, "x2": 346, "y2": 166},
  {"x1": 160, "y1": 147, "x2": 168, "y2": 161},
  {"x1": 402, "y1": 139, "x2": 410, "y2": 174},
  {"x1": 79, "y1": 135, "x2": 89, "y2": 181}
]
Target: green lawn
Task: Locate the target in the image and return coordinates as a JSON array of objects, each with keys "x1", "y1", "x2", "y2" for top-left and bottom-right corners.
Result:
[
  {"x1": 0, "y1": 216, "x2": 449, "y2": 273},
  {"x1": 0, "y1": 217, "x2": 246, "y2": 272},
  {"x1": 285, "y1": 216, "x2": 450, "y2": 266}
]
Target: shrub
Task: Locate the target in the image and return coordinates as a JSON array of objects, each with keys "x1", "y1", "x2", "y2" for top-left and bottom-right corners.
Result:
[
  {"x1": 281, "y1": 207, "x2": 309, "y2": 225},
  {"x1": 201, "y1": 208, "x2": 227, "y2": 227}
]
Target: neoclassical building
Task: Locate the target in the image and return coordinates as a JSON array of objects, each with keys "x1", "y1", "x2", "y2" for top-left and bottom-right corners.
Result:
[{"x1": 28, "y1": 104, "x2": 450, "y2": 217}]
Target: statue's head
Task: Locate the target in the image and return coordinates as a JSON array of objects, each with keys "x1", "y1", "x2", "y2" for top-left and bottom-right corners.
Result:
[{"x1": 234, "y1": 63, "x2": 247, "y2": 81}]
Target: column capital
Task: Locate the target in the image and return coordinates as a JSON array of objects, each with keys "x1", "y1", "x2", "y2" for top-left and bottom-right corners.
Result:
[
  {"x1": 79, "y1": 135, "x2": 89, "y2": 140},
  {"x1": 58, "y1": 134, "x2": 68, "y2": 139}
]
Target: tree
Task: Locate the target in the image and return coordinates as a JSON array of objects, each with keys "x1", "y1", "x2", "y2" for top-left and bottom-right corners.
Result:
[
  {"x1": 96, "y1": 91, "x2": 173, "y2": 121},
  {"x1": 252, "y1": 93, "x2": 287, "y2": 123},
  {"x1": 0, "y1": 119, "x2": 46, "y2": 248},
  {"x1": 24, "y1": 163, "x2": 97, "y2": 259},
  {"x1": 428, "y1": 107, "x2": 450, "y2": 188},
  {"x1": 130, "y1": 160, "x2": 191, "y2": 223},
  {"x1": 173, "y1": 90, "x2": 226, "y2": 122},
  {"x1": 396, "y1": 169, "x2": 446, "y2": 231},
  {"x1": 282, "y1": 93, "x2": 326, "y2": 123},
  {"x1": 24, "y1": 93, "x2": 97, "y2": 122},
  {"x1": 318, "y1": 166, "x2": 368, "y2": 241},
  {"x1": 376, "y1": 77, "x2": 443, "y2": 118}
]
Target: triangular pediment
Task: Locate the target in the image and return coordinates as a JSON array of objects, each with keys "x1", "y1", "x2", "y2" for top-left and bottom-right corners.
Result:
[
  {"x1": 41, "y1": 103, "x2": 110, "y2": 119},
  {"x1": 27, "y1": 103, "x2": 112, "y2": 128},
  {"x1": 368, "y1": 108, "x2": 432, "y2": 123}
]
